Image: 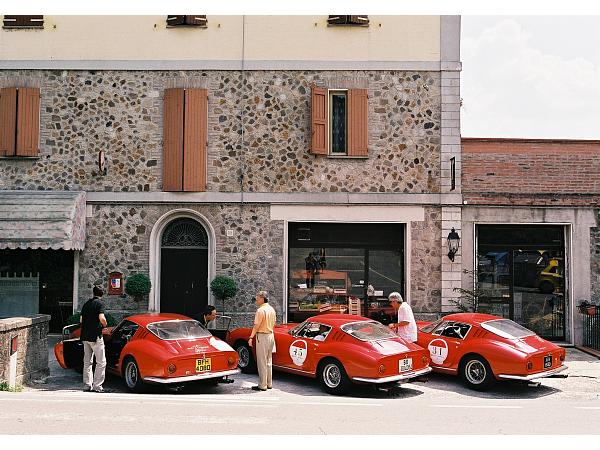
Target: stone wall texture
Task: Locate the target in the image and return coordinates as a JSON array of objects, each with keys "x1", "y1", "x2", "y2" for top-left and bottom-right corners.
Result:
[{"x1": 0, "y1": 69, "x2": 441, "y2": 194}]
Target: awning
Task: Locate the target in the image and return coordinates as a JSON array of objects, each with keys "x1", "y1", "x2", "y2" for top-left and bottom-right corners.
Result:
[{"x1": 0, "y1": 191, "x2": 86, "y2": 250}]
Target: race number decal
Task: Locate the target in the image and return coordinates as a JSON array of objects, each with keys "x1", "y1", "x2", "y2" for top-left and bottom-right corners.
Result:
[
  {"x1": 289, "y1": 339, "x2": 308, "y2": 366},
  {"x1": 428, "y1": 339, "x2": 449, "y2": 365}
]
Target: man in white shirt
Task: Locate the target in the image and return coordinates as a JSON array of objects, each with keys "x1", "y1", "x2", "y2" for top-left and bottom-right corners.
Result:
[{"x1": 388, "y1": 292, "x2": 418, "y2": 342}]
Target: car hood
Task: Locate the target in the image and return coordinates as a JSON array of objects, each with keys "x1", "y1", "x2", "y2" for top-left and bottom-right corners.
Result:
[{"x1": 161, "y1": 336, "x2": 235, "y2": 355}]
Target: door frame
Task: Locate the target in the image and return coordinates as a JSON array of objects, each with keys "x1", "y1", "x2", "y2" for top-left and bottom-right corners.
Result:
[{"x1": 148, "y1": 209, "x2": 216, "y2": 312}]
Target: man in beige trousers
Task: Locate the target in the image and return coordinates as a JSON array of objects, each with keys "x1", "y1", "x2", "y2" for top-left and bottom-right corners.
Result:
[{"x1": 248, "y1": 290, "x2": 276, "y2": 391}]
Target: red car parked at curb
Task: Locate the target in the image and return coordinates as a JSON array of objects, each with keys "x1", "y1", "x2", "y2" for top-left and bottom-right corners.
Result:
[
  {"x1": 416, "y1": 313, "x2": 568, "y2": 391},
  {"x1": 54, "y1": 313, "x2": 239, "y2": 392},
  {"x1": 226, "y1": 313, "x2": 432, "y2": 395}
]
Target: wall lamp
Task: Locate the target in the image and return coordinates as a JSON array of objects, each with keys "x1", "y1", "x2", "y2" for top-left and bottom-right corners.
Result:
[{"x1": 447, "y1": 227, "x2": 460, "y2": 262}]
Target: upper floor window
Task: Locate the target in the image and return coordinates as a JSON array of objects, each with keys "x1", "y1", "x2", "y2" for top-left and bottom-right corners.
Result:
[
  {"x1": 0, "y1": 87, "x2": 40, "y2": 158},
  {"x1": 2, "y1": 15, "x2": 44, "y2": 29},
  {"x1": 327, "y1": 15, "x2": 369, "y2": 27},
  {"x1": 166, "y1": 15, "x2": 207, "y2": 28},
  {"x1": 311, "y1": 87, "x2": 368, "y2": 157}
]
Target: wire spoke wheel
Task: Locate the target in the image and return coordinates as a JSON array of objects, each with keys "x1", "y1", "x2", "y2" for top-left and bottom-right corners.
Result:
[
  {"x1": 237, "y1": 345, "x2": 250, "y2": 368},
  {"x1": 465, "y1": 360, "x2": 486, "y2": 384},
  {"x1": 323, "y1": 363, "x2": 342, "y2": 388}
]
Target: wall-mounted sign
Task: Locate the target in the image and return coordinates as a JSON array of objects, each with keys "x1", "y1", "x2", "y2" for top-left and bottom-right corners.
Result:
[{"x1": 108, "y1": 271, "x2": 123, "y2": 295}]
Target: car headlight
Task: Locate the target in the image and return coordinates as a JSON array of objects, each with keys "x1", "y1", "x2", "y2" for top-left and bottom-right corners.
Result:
[{"x1": 167, "y1": 363, "x2": 177, "y2": 374}]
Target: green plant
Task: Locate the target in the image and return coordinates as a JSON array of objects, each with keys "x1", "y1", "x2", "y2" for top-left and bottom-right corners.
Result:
[
  {"x1": 125, "y1": 273, "x2": 152, "y2": 301},
  {"x1": 0, "y1": 382, "x2": 22, "y2": 392},
  {"x1": 450, "y1": 269, "x2": 491, "y2": 313},
  {"x1": 210, "y1": 275, "x2": 237, "y2": 312},
  {"x1": 65, "y1": 312, "x2": 118, "y2": 327}
]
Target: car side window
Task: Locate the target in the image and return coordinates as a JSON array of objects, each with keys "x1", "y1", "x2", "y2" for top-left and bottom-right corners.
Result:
[
  {"x1": 113, "y1": 320, "x2": 139, "y2": 341},
  {"x1": 296, "y1": 322, "x2": 332, "y2": 341},
  {"x1": 431, "y1": 321, "x2": 449, "y2": 336},
  {"x1": 440, "y1": 322, "x2": 471, "y2": 340}
]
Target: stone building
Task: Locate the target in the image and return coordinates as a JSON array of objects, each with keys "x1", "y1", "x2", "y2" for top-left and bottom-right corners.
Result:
[{"x1": 0, "y1": 15, "x2": 462, "y2": 332}]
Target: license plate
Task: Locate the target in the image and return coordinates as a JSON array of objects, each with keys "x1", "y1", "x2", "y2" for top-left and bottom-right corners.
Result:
[
  {"x1": 543, "y1": 355, "x2": 552, "y2": 369},
  {"x1": 399, "y1": 358, "x2": 413, "y2": 373},
  {"x1": 196, "y1": 358, "x2": 212, "y2": 372}
]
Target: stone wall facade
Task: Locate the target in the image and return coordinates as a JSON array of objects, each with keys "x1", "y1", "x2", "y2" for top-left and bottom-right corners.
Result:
[
  {"x1": 0, "y1": 315, "x2": 50, "y2": 385},
  {"x1": 0, "y1": 69, "x2": 441, "y2": 195}
]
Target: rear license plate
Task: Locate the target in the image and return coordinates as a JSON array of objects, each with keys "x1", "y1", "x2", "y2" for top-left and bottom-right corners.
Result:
[
  {"x1": 196, "y1": 358, "x2": 212, "y2": 372},
  {"x1": 544, "y1": 355, "x2": 552, "y2": 369},
  {"x1": 399, "y1": 358, "x2": 413, "y2": 373}
]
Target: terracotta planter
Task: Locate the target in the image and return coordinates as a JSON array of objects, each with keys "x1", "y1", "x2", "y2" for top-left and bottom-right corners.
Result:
[{"x1": 579, "y1": 305, "x2": 597, "y2": 315}]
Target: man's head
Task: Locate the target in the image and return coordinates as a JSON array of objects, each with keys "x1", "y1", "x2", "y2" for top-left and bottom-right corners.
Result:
[
  {"x1": 93, "y1": 286, "x2": 104, "y2": 297},
  {"x1": 388, "y1": 291, "x2": 403, "y2": 310},
  {"x1": 255, "y1": 290, "x2": 269, "y2": 306},
  {"x1": 203, "y1": 305, "x2": 217, "y2": 322}
]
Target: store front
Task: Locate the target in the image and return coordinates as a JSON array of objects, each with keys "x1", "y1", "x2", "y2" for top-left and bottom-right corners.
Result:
[
  {"x1": 287, "y1": 222, "x2": 404, "y2": 324},
  {"x1": 476, "y1": 225, "x2": 566, "y2": 341}
]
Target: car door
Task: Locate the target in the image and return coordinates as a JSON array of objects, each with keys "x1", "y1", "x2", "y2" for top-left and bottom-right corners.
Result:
[
  {"x1": 291, "y1": 321, "x2": 332, "y2": 374},
  {"x1": 105, "y1": 320, "x2": 139, "y2": 368},
  {"x1": 273, "y1": 322, "x2": 309, "y2": 370},
  {"x1": 424, "y1": 321, "x2": 471, "y2": 370}
]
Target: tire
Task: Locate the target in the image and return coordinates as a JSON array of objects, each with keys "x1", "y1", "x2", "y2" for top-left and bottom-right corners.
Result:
[
  {"x1": 122, "y1": 357, "x2": 145, "y2": 393},
  {"x1": 234, "y1": 341, "x2": 257, "y2": 374},
  {"x1": 459, "y1": 355, "x2": 495, "y2": 391},
  {"x1": 318, "y1": 358, "x2": 351, "y2": 395}
]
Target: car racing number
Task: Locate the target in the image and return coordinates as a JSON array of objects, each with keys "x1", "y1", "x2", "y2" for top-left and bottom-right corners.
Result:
[
  {"x1": 427, "y1": 338, "x2": 449, "y2": 365},
  {"x1": 289, "y1": 340, "x2": 308, "y2": 366}
]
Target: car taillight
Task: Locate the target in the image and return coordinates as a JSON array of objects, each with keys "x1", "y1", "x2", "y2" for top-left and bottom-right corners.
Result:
[
  {"x1": 378, "y1": 364, "x2": 386, "y2": 374},
  {"x1": 526, "y1": 360, "x2": 533, "y2": 370},
  {"x1": 227, "y1": 357, "x2": 235, "y2": 366},
  {"x1": 422, "y1": 355, "x2": 429, "y2": 365},
  {"x1": 167, "y1": 363, "x2": 177, "y2": 374},
  {"x1": 559, "y1": 352, "x2": 565, "y2": 362}
]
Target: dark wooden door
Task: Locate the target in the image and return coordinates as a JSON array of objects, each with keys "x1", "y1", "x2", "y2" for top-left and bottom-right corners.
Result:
[{"x1": 160, "y1": 248, "x2": 208, "y2": 318}]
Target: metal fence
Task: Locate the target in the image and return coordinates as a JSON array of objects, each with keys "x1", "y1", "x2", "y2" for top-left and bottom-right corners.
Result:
[{"x1": 582, "y1": 312, "x2": 600, "y2": 351}]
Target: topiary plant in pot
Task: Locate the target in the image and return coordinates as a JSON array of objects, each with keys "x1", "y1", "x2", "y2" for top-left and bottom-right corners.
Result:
[
  {"x1": 210, "y1": 275, "x2": 237, "y2": 315},
  {"x1": 125, "y1": 273, "x2": 152, "y2": 307}
]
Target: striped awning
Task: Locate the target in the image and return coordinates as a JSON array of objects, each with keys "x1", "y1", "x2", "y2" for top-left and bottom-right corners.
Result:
[{"x1": 0, "y1": 191, "x2": 86, "y2": 250}]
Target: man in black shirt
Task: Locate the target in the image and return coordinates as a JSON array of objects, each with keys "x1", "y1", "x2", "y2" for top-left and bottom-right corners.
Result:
[
  {"x1": 80, "y1": 286, "x2": 108, "y2": 392},
  {"x1": 200, "y1": 305, "x2": 217, "y2": 328}
]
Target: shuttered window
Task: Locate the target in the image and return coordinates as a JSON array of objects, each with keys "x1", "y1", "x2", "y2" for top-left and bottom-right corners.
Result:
[
  {"x1": 166, "y1": 15, "x2": 207, "y2": 27},
  {"x1": 310, "y1": 87, "x2": 368, "y2": 157},
  {"x1": 0, "y1": 87, "x2": 40, "y2": 157},
  {"x1": 163, "y1": 88, "x2": 207, "y2": 192},
  {"x1": 3, "y1": 16, "x2": 44, "y2": 29},
  {"x1": 327, "y1": 16, "x2": 369, "y2": 26}
]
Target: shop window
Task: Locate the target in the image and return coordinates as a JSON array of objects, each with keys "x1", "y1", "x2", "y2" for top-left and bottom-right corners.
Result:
[
  {"x1": 3, "y1": 15, "x2": 44, "y2": 29},
  {"x1": 0, "y1": 87, "x2": 41, "y2": 157},
  {"x1": 327, "y1": 16, "x2": 369, "y2": 27},
  {"x1": 166, "y1": 15, "x2": 208, "y2": 27}
]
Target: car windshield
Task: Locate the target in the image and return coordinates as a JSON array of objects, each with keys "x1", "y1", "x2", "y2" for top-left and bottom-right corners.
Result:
[
  {"x1": 481, "y1": 319, "x2": 535, "y2": 339},
  {"x1": 147, "y1": 320, "x2": 212, "y2": 340},
  {"x1": 341, "y1": 321, "x2": 398, "y2": 341},
  {"x1": 420, "y1": 319, "x2": 442, "y2": 333}
]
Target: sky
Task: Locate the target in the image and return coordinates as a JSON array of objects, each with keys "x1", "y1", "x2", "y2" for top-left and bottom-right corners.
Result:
[{"x1": 461, "y1": 16, "x2": 600, "y2": 139}]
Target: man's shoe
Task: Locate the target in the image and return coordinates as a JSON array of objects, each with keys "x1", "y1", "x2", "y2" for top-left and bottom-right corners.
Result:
[
  {"x1": 267, "y1": 386, "x2": 273, "y2": 390},
  {"x1": 83, "y1": 385, "x2": 92, "y2": 392},
  {"x1": 91, "y1": 387, "x2": 105, "y2": 393},
  {"x1": 251, "y1": 386, "x2": 267, "y2": 391}
]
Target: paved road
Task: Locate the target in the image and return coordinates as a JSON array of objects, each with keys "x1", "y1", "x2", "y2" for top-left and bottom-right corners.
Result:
[{"x1": 1, "y1": 338, "x2": 599, "y2": 434}]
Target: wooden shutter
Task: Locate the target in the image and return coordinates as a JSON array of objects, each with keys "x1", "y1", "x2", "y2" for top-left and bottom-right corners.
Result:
[
  {"x1": 3, "y1": 15, "x2": 44, "y2": 28},
  {"x1": 327, "y1": 15, "x2": 369, "y2": 26},
  {"x1": 311, "y1": 87, "x2": 328, "y2": 155},
  {"x1": 163, "y1": 88, "x2": 185, "y2": 191},
  {"x1": 166, "y1": 15, "x2": 207, "y2": 27},
  {"x1": 16, "y1": 88, "x2": 40, "y2": 157},
  {"x1": 183, "y1": 88, "x2": 207, "y2": 192},
  {"x1": 0, "y1": 88, "x2": 17, "y2": 157},
  {"x1": 347, "y1": 89, "x2": 368, "y2": 157}
]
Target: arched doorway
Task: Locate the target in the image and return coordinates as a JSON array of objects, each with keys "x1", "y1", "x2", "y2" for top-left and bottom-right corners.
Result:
[{"x1": 160, "y1": 217, "x2": 208, "y2": 318}]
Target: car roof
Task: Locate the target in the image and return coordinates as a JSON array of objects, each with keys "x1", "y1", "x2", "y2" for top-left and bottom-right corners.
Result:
[
  {"x1": 303, "y1": 314, "x2": 372, "y2": 327},
  {"x1": 125, "y1": 313, "x2": 194, "y2": 327},
  {"x1": 440, "y1": 312, "x2": 502, "y2": 325}
]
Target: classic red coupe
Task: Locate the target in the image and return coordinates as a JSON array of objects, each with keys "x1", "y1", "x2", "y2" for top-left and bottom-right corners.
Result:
[
  {"x1": 416, "y1": 313, "x2": 567, "y2": 391},
  {"x1": 226, "y1": 314, "x2": 432, "y2": 395},
  {"x1": 54, "y1": 313, "x2": 239, "y2": 392}
]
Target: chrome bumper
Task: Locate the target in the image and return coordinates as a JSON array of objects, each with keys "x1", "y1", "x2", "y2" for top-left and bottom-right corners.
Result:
[
  {"x1": 497, "y1": 365, "x2": 568, "y2": 381},
  {"x1": 352, "y1": 366, "x2": 432, "y2": 384},
  {"x1": 143, "y1": 368, "x2": 240, "y2": 384}
]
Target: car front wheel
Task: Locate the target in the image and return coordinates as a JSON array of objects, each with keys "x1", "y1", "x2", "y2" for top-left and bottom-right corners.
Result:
[
  {"x1": 122, "y1": 357, "x2": 145, "y2": 393},
  {"x1": 234, "y1": 341, "x2": 257, "y2": 374},
  {"x1": 318, "y1": 359, "x2": 351, "y2": 395},
  {"x1": 460, "y1": 355, "x2": 495, "y2": 391}
]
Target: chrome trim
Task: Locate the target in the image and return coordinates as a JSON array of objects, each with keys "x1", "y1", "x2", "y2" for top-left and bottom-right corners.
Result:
[
  {"x1": 497, "y1": 365, "x2": 568, "y2": 381},
  {"x1": 273, "y1": 364, "x2": 314, "y2": 375},
  {"x1": 352, "y1": 366, "x2": 432, "y2": 384},
  {"x1": 143, "y1": 368, "x2": 240, "y2": 384}
]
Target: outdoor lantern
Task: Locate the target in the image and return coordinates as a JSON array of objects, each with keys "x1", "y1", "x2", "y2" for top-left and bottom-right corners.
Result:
[{"x1": 447, "y1": 227, "x2": 460, "y2": 262}]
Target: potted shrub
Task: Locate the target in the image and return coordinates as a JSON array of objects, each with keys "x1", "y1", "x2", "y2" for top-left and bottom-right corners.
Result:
[
  {"x1": 125, "y1": 273, "x2": 152, "y2": 306},
  {"x1": 210, "y1": 275, "x2": 237, "y2": 314},
  {"x1": 577, "y1": 300, "x2": 597, "y2": 316}
]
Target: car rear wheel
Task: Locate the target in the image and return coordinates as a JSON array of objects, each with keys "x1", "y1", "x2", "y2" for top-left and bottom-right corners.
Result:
[
  {"x1": 460, "y1": 355, "x2": 495, "y2": 391},
  {"x1": 318, "y1": 359, "x2": 351, "y2": 395},
  {"x1": 234, "y1": 341, "x2": 257, "y2": 374},
  {"x1": 122, "y1": 357, "x2": 145, "y2": 393}
]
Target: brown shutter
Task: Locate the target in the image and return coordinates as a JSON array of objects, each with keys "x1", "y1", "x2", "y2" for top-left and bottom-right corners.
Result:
[
  {"x1": 3, "y1": 16, "x2": 44, "y2": 28},
  {"x1": 0, "y1": 88, "x2": 17, "y2": 156},
  {"x1": 166, "y1": 15, "x2": 207, "y2": 27},
  {"x1": 16, "y1": 87, "x2": 40, "y2": 157},
  {"x1": 347, "y1": 89, "x2": 368, "y2": 157},
  {"x1": 166, "y1": 16, "x2": 186, "y2": 26},
  {"x1": 183, "y1": 88, "x2": 207, "y2": 192},
  {"x1": 311, "y1": 87, "x2": 328, "y2": 155},
  {"x1": 163, "y1": 88, "x2": 185, "y2": 191}
]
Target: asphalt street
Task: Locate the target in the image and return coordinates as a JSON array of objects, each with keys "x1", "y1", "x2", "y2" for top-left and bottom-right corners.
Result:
[{"x1": 0, "y1": 337, "x2": 599, "y2": 434}]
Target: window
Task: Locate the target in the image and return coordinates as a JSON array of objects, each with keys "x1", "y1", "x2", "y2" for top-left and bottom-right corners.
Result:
[
  {"x1": 341, "y1": 321, "x2": 397, "y2": 341},
  {"x1": 0, "y1": 87, "x2": 40, "y2": 157},
  {"x1": 296, "y1": 322, "x2": 333, "y2": 341},
  {"x1": 311, "y1": 87, "x2": 368, "y2": 157},
  {"x1": 430, "y1": 321, "x2": 471, "y2": 340},
  {"x1": 481, "y1": 319, "x2": 535, "y2": 340},
  {"x1": 163, "y1": 88, "x2": 208, "y2": 192},
  {"x1": 327, "y1": 16, "x2": 369, "y2": 27},
  {"x1": 450, "y1": 157, "x2": 456, "y2": 191},
  {"x1": 147, "y1": 320, "x2": 211, "y2": 340},
  {"x1": 3, "y1": 16, "x2": 44, "y2": 29},
  {"x1": 166, "y1": 15, "x2": 207, "y2": 27}
]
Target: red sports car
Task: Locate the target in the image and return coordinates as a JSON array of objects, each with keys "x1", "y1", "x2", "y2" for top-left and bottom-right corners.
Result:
[
  {"x1": 226, "y1": 314, "x2": 432, "y2": 395},
  {"x1": 54, "y1": 313, "x2": 239, "y2": 392},
  {"x1": 416, "y1": 313, "x2": 567, "y2": 391}
]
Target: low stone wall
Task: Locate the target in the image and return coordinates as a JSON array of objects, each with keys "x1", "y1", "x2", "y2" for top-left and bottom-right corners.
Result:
[{"x1": 0, "y1": 315, "x2": 50, "y2": 386}]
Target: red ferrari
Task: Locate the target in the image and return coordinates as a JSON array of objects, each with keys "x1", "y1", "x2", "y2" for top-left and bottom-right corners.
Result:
[
  {"x1": 226, "y1": 314, "x2": 431, "y2": 395},
  {"x1": 417, "y1": 313, "x2": 567, "y2": 391},
  {"x1": 54, "y1": 313, "x2": 239, "y2": 392}
]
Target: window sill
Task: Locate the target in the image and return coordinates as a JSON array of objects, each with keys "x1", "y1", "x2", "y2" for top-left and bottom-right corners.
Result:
[
  {"x1": 0, "y1": 156, "x2": 40, "y2": 160},
  {"x1": 326, "y1": 154, "x2": 369, "y2": 160},
  {"x1": 2, "y1": 26, "x2": 44, "y2": 30}
]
